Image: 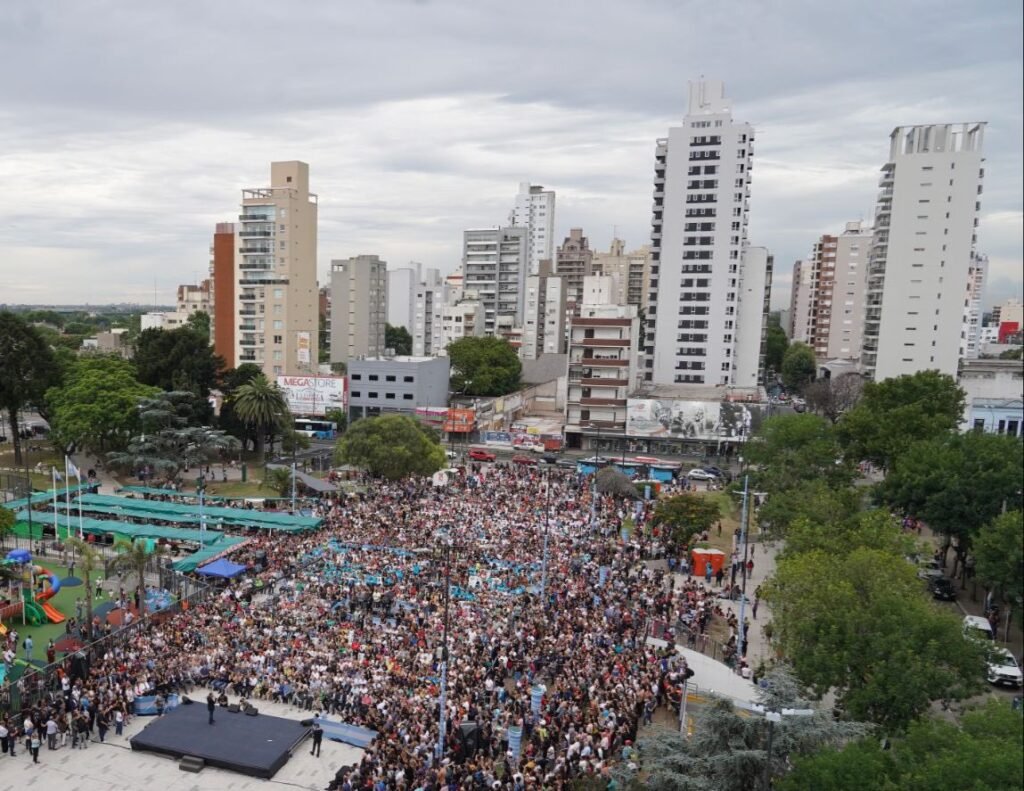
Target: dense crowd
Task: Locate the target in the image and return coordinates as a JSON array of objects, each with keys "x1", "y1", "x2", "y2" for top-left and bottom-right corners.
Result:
[{"x1": 4, "y1": 465, "x2": 737, "y2": 789}]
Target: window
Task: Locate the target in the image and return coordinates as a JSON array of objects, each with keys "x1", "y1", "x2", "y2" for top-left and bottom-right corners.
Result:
[
  {"x1": 385, "y1": 375, "x2": 396, "y2": 382},
  {"x1": 351, "y1": 391, "x2": 361, "y2": 398},
  {"x1": 385, "y1": 393, "x2": 396, "y2": 400},
  {"x1": 273, "y1": 320, "x2": 283, "y2": 330},
  {"x1": 273, "y1": 288, "x2": 283, "y2": 298},
  {"x1": 351, "y1": 374, "x2": 362, "y2": 381},
  {"x1": 403, "y1": 393, "x2": 414, "y2": 400},
  {"x1": 369, "y1": 375, "x2": 379, "y2": 381},
  {"x1": 273, "y1": 335, "x2": 282, "y2": 344},
  {"x1": 368, "y1": 392, "x2": 378, "y2": 399}
]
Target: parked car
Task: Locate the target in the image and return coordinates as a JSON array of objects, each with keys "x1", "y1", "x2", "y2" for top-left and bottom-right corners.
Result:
[
  {"x1": 556, "y1": 458, "x2": 578, "y2": 469},
  {"x1": 445, "y1": 450, "x2": 458, "y2": 460},
  {"x1": 701, "y1": 466, "x2": 726, "y2": 478},
  {"x1": 963, "y1": 615, "x2": 995, "y2": 642},
  {"x1": 541, "y1": 453, "x2": 560, "y2": 465},
  {"x1": 929, "y1": 577, "x2": 957, "y2": 601},
  {"x1": 468, "y1": 448, "x2": 496, "y2": 462},
  {"x1": 511, "y1": 454, "x2": 537, "y2": 466},
  {"x1": 687, "y1": 469, "x2": 716, "y2": 481},
  {"x1": 987, "y1": 648, "x2": 1024, "y2": 688},
  {"x1": 916, "y1": 559, "x2": 944, "y2": 582}
]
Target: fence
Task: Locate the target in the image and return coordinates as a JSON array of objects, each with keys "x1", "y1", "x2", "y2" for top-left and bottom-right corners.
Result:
[
  {"x1": 1, "y1": 570, "x2": 216, "y2": 716},
  {"x1": 647, "y1": 617, "x2": 738, "y2": 667}
]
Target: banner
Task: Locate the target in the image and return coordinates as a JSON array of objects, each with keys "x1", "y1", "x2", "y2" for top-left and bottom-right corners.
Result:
[
  {"x1": 276, "y1": 375, "x2": 346, "y2": 416},
  {"x1": 296, "y1": 331, "x2": 311, "y2": 364},
  {"x1": 626, "y1": 398, "x2": 763, "y2": 441},
  {"x1": 444, "y1": 408, "x2": 476, "y2": 434}
]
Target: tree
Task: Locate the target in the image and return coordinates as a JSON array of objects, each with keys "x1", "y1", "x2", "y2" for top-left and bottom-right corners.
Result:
[
  {"x1": 230, "y1": 374, "x2": 290, "y2": 463},
  {"x1": 803, "y1": 373, "x2": 864, "y2": 424},
  {"x1": 66, "y1": 536, "x2": 102, "y2": 638},
  {"x1": 447, "y1": 337, "x2": 522, "y2": 396},
  {"x1": 974, "y1": 511, "x2": 1024, "y2": 640},
  {"x1": 744, "y1": 414, "x2": 854, "y2": 493},
  {"x1": 185, "y1": 310, "x2": 210, "y2": 342},
  {"x1": 836, "y1": 370, "x2": 965, "y2": 469},
  {"x1": 47, "y1": 356, "x2": 158, "y2": 453},
  {"x1": 0, "y1": 312, "x2": 59, "y2": 465},
  {"x1": 780, "y1": 509, "x2": 915, "y2": 563},
  {"x1": 764, "y1": 316, "x2": 789, "y2": 374},
  {"x1": 876, "y1": 432, "x2": 1023, "y2": 566},
  {"x1": 997, "y1": 346, "x2": 1023, "y2": 360},
  {"x1": 763, "y1": 546, "x2": 986, "y2": 731},
  {"x1": 111, "y1": 538, "x2": 167, "y2": 617},
  {"x1": 325, "y1": 407, "x2": 348, "y2": 434},
  {"x1": 0, "y1": 508, "x2": 15, "y2": 549},
  {"x1": 781, "y1": 342, "x2": 816, "y2": 392},
  {"x1": 385, "y1": 324, "x2": 413, "y2": 356},
  {"x1": 264, "y1": 466, "x2": 294, "y2": 496},
  {"x1": 280, "y1": 428, "x2": 311, "y2": 454},
  {"x1": 218, "y1": 363, "x2": 264, "y2": 449},
  {"x1": 106, "y1": 423, "x2": 240, "y2": 484},
  {"x1": 626, "y1": 666, "x2": 867, "y2": 791},
  {"x1": 133, "y1": 326, "x2": 224, "y2": 403},
  {"x1": 757, "y1": 480, "x2": 863, "y2": 541},
  {"x1": 594, "y1": 467, "x2": 639, "y2": 499},
  {"x1": 335, "y1": 414, "x2": 445, "y2": 480},
  {"x1": 779, "y1": 700, "x2": 1023, "y2": 791},
  {"x1": 651, "y1": 493, "x2": 721, "y2": 550}
]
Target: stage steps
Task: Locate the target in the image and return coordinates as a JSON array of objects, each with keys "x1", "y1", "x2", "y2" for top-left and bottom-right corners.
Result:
[{"x1": 179, "y1": 755, "x2": 206, "y2": 773}]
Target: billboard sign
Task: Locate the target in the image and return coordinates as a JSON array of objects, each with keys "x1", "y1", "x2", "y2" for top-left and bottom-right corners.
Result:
[
  {"x1": 276, "y1": 376, "x2": 346, "y2": 417},
  {"x1": 296, "y1": 332, "x2": 312, "y2": 364},
  {"x1": 444, "y1": 408, "x2": 476, "y2": 434},
  {"x1": 626, "y1": 399, "x2": 762, "y2": 441}
]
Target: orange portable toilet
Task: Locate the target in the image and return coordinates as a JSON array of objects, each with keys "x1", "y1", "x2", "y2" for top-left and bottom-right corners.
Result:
[{"x1": 691, "y1": 548, "x2": 727, "y2": 577}]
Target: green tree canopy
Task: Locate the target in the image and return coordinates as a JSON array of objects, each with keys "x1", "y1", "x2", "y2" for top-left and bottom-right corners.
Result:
[
  {"x1": 973, "y1": 510, "x2": 1024, "y2": 640},
  {"x1": 111, "y1": 538, "x2": 167, "y2": 616},
  {"x1": 384, "y1": 323, "x2": 413, "y2": 356},
  {"x1": 779, "y1": 700, "x2": 1023, "y2": 791},
  {"x1": 594, "y1": 466, "x2": 640, "y2": 499},
  {"x1": 47, "y1": 356, "x2": 158, "y2": 453},
  {"x1": 781, "y1": 341, "x2": 817, "y2": 392},
  {"x1": 780, "y1": 508, "x2": 915, "y2": 562},
  {"x1": 335, "y1": 414, "x2": 445, "y2": 480},
  {"x1": 185, "y1": 310, "x2": 211, "y2": 341},
  {"x1": 764, "y1": 315, "x2": 789, "y2": 373},
  {"x1": 836, "y1": 370, "x2": 965, "y2": 469},
  {"x1": 876, "y1": 431, "x2": 1023, "y2": 556},
  {"x1": 744, "y1": 413, "x2": 854, "y2": 493},
  {"x1": 133, "y1": 326, "x2": 224, "y2": 402},
  {"x1": 217, "y1": 363, "x2": 264, "y2": 449},
  {"x1": 447, "y1": 336, "x2": 522, "y2": 396},
  {"x1": 757, "y1": 480, "x2": 863, "y2": 540},
  {"x1": 0, "y1": 311, "x2": 59, "y2": 464},
  {"x1": 230, "y1": 374, "x2": 291, "y2": 463},
  {"x1": 651, "y1": 493, "x2": 722, "y2": 550},
  {"x1": 763, "y1": 546, "x2": 985, "y2": 731}
]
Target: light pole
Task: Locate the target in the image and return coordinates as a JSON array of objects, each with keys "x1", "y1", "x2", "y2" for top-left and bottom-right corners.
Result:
[
  {"x1": 197, "y1": 474, "x2": 207, "y2": 547},
  {"x1": 435, "y1": 528, "x2": 453, "y2": 765},
  {"x1": 750, "y1": 705, "x2": 814, "y2": 790}
]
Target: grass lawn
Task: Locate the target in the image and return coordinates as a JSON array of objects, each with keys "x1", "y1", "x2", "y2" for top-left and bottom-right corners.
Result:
[{"x1": 204, "y1": 476, "x2": 282, "y2": 499}]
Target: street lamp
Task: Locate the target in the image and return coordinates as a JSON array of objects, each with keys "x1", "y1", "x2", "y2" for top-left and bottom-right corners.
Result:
[{"x1": 749, "y1": 704, "x2": 814, "y2": 790}]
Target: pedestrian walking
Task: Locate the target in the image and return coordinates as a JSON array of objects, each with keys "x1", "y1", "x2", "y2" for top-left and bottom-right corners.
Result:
[
  {"x1": 0, "y1": 720, "x2": 9, "y2": 756},
  {"x1": 30, "y1": 733, "x2": 40, "y2": 763},
  {"x1": 114, "y1": 708, "x2": 124, "y2": 737},
  {"x1": 46, "y1": 717, "x2": 57, "y2": 750}
]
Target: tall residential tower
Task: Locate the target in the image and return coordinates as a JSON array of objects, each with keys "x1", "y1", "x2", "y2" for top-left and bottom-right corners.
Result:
[{"x1": 510, "y1": 182, "x2": 555, "y2": 275}]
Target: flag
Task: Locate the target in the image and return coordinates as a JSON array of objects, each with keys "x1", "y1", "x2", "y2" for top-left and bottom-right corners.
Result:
[{"x1": 67, "y1": 458, "x2": 81, "y2": 480}]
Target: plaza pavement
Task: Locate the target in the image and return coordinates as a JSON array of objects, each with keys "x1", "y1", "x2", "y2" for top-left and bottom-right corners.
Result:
[{"x1": 0, "y1": 697, "x2": 363, "y2": 791}]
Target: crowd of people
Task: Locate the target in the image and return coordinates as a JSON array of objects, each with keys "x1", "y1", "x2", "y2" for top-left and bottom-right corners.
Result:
[{"x1": 5, "y1": 464, "x2": 745, "y2": 788}]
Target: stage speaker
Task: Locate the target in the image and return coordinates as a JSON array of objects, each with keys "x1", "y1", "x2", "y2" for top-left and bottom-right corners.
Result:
[
  {"x1": 300, "y1": 718, "x2": 315, "y2": 727},
  {"x1": 228, "y1": 704, "x2": 241, "y2": 713},
  {"x1": 181, "y1": 696, "x2": 193, "y2": 705},
  {"x1": 245, "y1": 706, "x2": 259, "y2": 716},
  {"x1": 458, "y1": 722, "x2": 480, "y2": 756}
]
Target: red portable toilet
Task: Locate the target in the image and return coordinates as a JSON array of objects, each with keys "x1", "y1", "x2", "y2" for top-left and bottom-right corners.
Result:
[{"x1": 691, "y1": 548, "x2": 727, "y2": 577}]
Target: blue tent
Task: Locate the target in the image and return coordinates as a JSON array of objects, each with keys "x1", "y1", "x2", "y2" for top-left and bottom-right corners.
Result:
[{"x1": 195, "y1": 558, "x2": 247, "y2": 578}]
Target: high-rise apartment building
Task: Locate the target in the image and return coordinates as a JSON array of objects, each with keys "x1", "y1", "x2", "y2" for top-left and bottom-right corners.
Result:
[
  {"x1": 235, "y1": 161, "x2": 318, "y2": 377},
  {"x1": 462, "y1": 227, "x2": 528, "y2": 335},
  {"x1": 329, "y1": 255, "x2": 388, "y2": 364},
  {"x1": 509, "y1": 182, "x2": 555, "y2": 275},
  {"x1": 789, "y1": 222, "x2": 872, "y2": 360},
  {"x1": 645, "y1": 80, "x2": 769, "y2": 387},
  {"x1": 521, "y1": 261, "x2": 567, "y2": 360},
  {"x1": 412, "y1": 278, "x2": 449, "y2": 357},
  {"x1": 555, "y1": 228, "x2": 595, "y2": 318},
  {"x1": 960, "y1": 252, "x2": 988, "y2": 360},
  {"x1": 388, "y1": 262, "x2": 442, "y2": 335},
  {"x1": 210, "y1": 222, "x2": 236, "y2": 363},
  {"x1": 862, "y1": 123, "x2": 986, "y2": 380},
  {"x1": 592, "y1": 239, "x2": 652, "y2": 309},
  {"x1": 439, "y1": 301, "x2": 483, "y2": 350}
]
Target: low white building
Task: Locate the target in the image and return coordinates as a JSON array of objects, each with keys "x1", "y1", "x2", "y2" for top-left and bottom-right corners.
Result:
[{"x1": 958, "y1": 358, "x2": 1024, "y2": 436}]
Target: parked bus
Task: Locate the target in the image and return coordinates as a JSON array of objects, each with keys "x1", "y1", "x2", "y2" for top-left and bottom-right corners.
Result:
[{"x1": 294, "y1": 418, "x2": 338, "y2": 439}]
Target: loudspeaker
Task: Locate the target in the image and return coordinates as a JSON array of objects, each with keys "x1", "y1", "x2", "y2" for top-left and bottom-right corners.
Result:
[
  {"x1": 228, "y1": 704, "x2": 241, "y2": 713},
  {"x1": 245, "y1": 706, "x2": 258, "y2": 716},
  {"x1": 458, "y1": 722, "x2": 480, "y2": 756},
  {"x1": 181, "y1": 696, "x2": 193, "y2": 705},
  {"x1": 300, "y1": 718, "x2": 315, "y2": 727}
]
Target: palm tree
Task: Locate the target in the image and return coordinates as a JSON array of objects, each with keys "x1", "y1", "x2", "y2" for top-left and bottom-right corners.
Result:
[
  {"x1": 111, "y1": 538, "x2": 167, "y2": 617},
  {"x1": 264, "y1": 466, "x2": 294, "y2": 497},
  {"x1": 231, "y1": 374, "x2": 290, "y2": 464},
  {"x1": 66, "y1": 537, "x2": 102, "y2": 639}
]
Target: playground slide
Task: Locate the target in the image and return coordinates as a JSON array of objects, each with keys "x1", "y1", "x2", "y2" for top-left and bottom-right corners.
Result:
[
  {"x1": 40, "y1": 602, "x2": 65, "y2": 624},
  {"x1": 21, "y1": 598, "x2": 47, "y2": 626},
  {"x1": 35, "y1": 568, "x2": 61, "y2": 601}
]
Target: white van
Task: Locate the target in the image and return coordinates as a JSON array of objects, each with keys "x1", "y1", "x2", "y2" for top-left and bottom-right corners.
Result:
[{"x1": 962, "y1": 615, "x2": 994, "y2": 641}]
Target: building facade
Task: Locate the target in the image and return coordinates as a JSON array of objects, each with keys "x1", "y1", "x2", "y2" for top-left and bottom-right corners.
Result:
[
  {"x1": 412, "y1": 278, "x2": 449, "y2": 357},
  {"x1": 235, "y1": 161, "x2": 319, "y2": 377},
  {"x1": 210, "y1": 222, "x2": 236, "y2": 364},
  {"x1": 960, "y1": 252, "x2": 988, "y2": 360},
  {"x1": 347, "y1": 355, "x2": 451, "y2": 421},
  {"x1": 439, "y1": 301, "x2": 484, "y2": 351},
  {"x1": 330, "y1": 255, "x2": 388, "y2": 365},
  {"x1": 555, "y1": 228, "x2": 595, "y2": 319},
  {"x1": 645, "y1": 80, "x2": 768, "y2": 387},
  {"x1": 462, "y1": 227, "x2": 528, "y2": 335},
  {"x1": 861, "y1": 123, "x2": 986, "y2": 380},
  {"x1": 509, "y1": 182, "x2": 555, "y2": 276},
  {"x1": 958, "y1": 358, "x2": 1023, "y2": 437},
  {"x1": 592, "y1": 239, "x2": 651, "y2": 309},
  {"x1": 521, "y1": 261, "x2": 567, "y2": 361}
]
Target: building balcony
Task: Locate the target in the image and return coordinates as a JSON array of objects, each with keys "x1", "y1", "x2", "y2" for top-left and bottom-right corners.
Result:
[
  {"x1": 239, "y1": 309, "x2": 257, "y2": 317},
  {"x1": 571, "y1": 397, "x2": 627, "y2": 407},
  {"x1": 239, "y1": 213, "x2": 273, "y2": 222},
  {"x1": 238, "y1": 230, "x2": 272, "y2": 238},
  {"x1": 572, "y1": 357, "x2": 628, "y2": 367},
  {"x1": 239, "y1": 354, "x2": 257, "y2": 362},
  {"x1": 239, "y1": 292, "x2": 259, "y2": 301},
  {"x1": 240, "y1": 246, "x2": 272, "y2": 255},
  {"x1": 579, "y1": 376, "x2": 629, "y2": 387},
  {"x1": 239, "y1": 323, "x2": 256, "y2": 332},
  {"x1": 580, "y1": 338, "x2": 630, "y2": 347}
]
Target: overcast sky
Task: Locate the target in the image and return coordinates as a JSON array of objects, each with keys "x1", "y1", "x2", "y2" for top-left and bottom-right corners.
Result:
[{"x1": 1, "y1": 0, "x2": 1021, "y2": 310}]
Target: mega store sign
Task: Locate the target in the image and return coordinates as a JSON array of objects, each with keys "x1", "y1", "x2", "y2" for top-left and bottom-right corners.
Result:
[{"x1": 275, "y1": 376, "x2": 347, "y2": 416}]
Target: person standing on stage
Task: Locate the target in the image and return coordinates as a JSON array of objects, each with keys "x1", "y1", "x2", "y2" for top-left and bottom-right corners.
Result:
[
  {"x1": 207, "y1": 693, "x2": 216, "y2": 724},
  {"x1": 310, "y1": 720, "x2": 323, "y2": 757}
]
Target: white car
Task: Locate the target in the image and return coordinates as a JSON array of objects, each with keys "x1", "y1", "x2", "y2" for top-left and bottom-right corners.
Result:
[
  {"x1": 963, "y1": 615, "x2": 994, "y2": 641},
  {"x1": 916, "y1": 559, "x2": 944, "y2": 581},
  {"x1": 687, "y1": 469, "x2": 716, "y2": 481},
  {"x1": 987, "y1": 648, "x2": 1024, "y2": 688}
]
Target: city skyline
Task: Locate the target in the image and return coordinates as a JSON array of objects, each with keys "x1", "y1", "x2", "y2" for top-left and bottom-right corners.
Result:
[{"x1": 1, "y1": 0, "x2": 1021, "y2": 309}]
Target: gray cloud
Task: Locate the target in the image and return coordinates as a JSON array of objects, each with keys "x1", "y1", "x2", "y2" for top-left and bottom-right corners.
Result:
[{"x1": 0, "y1": 0, "x2": 1020, "y2": 309}]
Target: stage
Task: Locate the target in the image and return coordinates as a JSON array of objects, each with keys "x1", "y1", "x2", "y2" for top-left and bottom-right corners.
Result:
[{"x1": 129, "y1": 701, "x2": 311, "y2": 778}]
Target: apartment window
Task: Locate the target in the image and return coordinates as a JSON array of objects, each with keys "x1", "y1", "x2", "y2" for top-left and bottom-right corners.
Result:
[
  {"x1": 273, "y1": 305, "x2": 282, "y2": 315},
  {"x1": 273, "y1": 351, "x2": 282, "y2": 361},
  {"x1": 273, "y1": 320, "x2": 283, "y2": 329},
  {"x1": 273, "y1": 335, "x2": 282, "y2": 344},
  {"x1": 403, "y1": 393, "x2": 414, "y2": 400},
  {"x1": 385, "y1": 393, "x2": 396, "y2": 400},
  {"x1": 368, "y1": 392, "x2": 378, "y2": 399},
  {"x1": 351, "y1": 391, "x2": 361, "y2": 398},
  {"x1": 273, "y1": 366, "x2": 282, "y2": 375},
  {"x1": 369, "y1": 374, "x2": 379, "y2": 381},
  {"x1": 385, "y1": 375, "x2": 396, "y2": 382}
]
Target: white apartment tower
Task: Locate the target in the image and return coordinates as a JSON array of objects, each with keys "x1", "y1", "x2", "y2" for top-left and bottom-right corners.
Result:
[
  {"x1": 462, "y1": 227, "x2": 529, "y2": 335},
  {"x1": 235, "y1": 161, "x2": 318, "y2": 377},
  {"x1": 510, "y1": 182, "x2": 555, "y2": 275},
  {"x1": 862, "y1": 122, "x2": 986, "y2": 380},
  {"x1": 329, "y1": 255, "x2": 388, "y2": 364},
  {"x1": 412, "y1": 277, "x2": 449, "y2": 357},
  {"x1": 645, "y1": 80, "x2": 769, "y2": 387},
  {"x1": 521, "y1": 261, "x2": 567, "y2": 360},
  {"x1": 960, "y1": 252, "x2": 988, "y2": 360}
]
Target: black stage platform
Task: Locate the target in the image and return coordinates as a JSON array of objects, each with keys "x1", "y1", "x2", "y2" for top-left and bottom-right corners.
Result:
[{"x1": 130, "y1": 703, "x2": 311, "y2": 778}]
